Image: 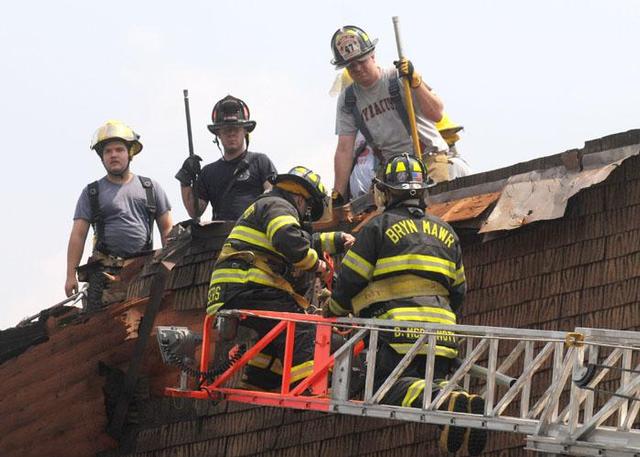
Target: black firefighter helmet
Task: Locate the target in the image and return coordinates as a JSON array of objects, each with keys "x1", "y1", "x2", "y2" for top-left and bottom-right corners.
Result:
[
  {"x1": 207, "y1": 95, "x2": 257, "y2": 135},
  {"x1": 330, "y1": 25, "x2": 378, "y2": 68},
  {"x1": 375, "y1": 153, "x2": 429, "y2": 196},
  {"x1": 271, "y1": 166, "x2": 329, "y2": 222}
]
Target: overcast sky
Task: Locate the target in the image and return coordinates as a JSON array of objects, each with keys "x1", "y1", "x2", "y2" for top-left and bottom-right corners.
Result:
[{"x1": 1, "y1": 0, "x2": 638, "y2": 329}]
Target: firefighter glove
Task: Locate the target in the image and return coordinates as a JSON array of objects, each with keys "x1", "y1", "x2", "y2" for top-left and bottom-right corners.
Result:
[
  {"x1": 394, "y1": 58, "x2": 422, "y2": 89},
  {"x1": 175, "y1": 155, "x2": 202, "y2": 187},
  {"x1": 331, "y1": 189, "x2": 345, "y2": 207}
]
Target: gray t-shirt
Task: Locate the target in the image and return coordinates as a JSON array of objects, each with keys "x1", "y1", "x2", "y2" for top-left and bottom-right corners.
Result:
[
  {"x1": 335, "y1": 67, "x2": 448, "y2": 160},
  {"x1": 73, "y1": 175, "x2": 171, "y2": 257}
]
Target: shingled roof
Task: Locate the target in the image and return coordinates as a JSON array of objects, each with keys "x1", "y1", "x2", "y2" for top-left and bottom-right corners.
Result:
[{"x1": 1, "y1": 129, "x2": 640, "y2": 457}]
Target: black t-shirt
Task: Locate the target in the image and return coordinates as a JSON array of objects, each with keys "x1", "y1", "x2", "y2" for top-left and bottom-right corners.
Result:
[{"x1": 195, "y1": 151, "x2": 277, "y2": 221}]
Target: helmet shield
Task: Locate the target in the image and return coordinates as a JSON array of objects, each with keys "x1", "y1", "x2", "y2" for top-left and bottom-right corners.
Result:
[
  {"x1": 208, "y1": 95, "x2": 257, "y2": 135},
  {"x1": 272, "y1": 166, "x2": 329, "y2": 221},
  {"x1": 90, "y1": 120, "x2": 143, "y2": 157},
  {"x1": 330, "y1": 25, "x2": 378, "y2": 68}
]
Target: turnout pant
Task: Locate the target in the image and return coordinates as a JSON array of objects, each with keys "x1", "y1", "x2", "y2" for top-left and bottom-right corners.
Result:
[{"x1": 221, "y1": 286, "x2": 315, "y2": 390}]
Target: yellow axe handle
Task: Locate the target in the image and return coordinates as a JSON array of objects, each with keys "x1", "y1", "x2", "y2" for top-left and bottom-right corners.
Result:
[{"x1": 392, "y1": 16, "x2": 422, "y2": 161}]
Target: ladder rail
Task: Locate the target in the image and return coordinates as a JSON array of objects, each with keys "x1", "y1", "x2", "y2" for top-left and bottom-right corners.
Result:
[{"x1": 160, "y1": 310, "x2": 640, "y2": 456}]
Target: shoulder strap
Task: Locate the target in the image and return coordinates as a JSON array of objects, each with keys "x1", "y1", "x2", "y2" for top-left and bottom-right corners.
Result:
[
  {"x1": 138, "y1": 176, "x2": 156, "y2": 251},
  {"x1": 344, "y1": 85, "x2": 377, "y2": 148},
  {"x1": 213, "y1": 152, "x2": 257, "y2": 219},
  {"x1": 388, "y1": 76, "x2": 412, "y2": 136},
  {"x1": 88, "y1": 181, "x2": 108, "y2": 254}
]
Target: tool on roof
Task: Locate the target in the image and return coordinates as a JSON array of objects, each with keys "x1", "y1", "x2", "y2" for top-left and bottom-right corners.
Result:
[{"x1": 182, "y1": 89, "x2": 201, "y2": 223}]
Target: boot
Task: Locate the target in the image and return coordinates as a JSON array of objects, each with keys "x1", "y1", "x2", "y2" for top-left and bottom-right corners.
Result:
[
  {"x1": 464, "y1": 394, "x2": 488, "y2": 456},
  {"x1": 439, "y1": 391, "x2": 468, "y2": 454}
]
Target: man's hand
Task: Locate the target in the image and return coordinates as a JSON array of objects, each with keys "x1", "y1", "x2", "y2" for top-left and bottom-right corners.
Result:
[
  {"x1": 331, "y1": 189, "x2": 346, "y2": 207},
  {"x1": 342, "y1": 233, "x2": 355, "y2": 249},
  {"x1": 394, "y1": 58, "x2": 422, "y2": 89},
  {"x1": 315, "y1": 259, "x2": 328, "y2": 275},
  {"x1": 65, "y1": 275, "x2": 78, "y2": 297},
  {"x1": 175, "y1": 155, "x2": 202, "y2": 187}
]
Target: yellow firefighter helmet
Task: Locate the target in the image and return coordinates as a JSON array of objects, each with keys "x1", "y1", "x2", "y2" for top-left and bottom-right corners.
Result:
[
  {"x1": 90, "y1": 120, "x2": 143, "y2": 157},
  {"x1": 436, "y1": 114, "x2": 464, "y2": 146}
]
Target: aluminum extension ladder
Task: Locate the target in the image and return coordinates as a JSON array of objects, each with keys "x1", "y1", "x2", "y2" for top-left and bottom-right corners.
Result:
[{"x1": 160, "y1": 310, "x2": 640, "y2": 457}]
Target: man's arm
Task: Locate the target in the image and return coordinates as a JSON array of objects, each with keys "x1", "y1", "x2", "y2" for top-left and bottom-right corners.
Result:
[
  {"x1": 262, "y1": 180, "x2": 272, "y2": 192},
  {"x1": 156, "y1": 211, "x2": 174, "y2": 247},
  {"x1": 180, "y1": 186, "x2": 208, "y2": 218},
  {"x1": 395, "y1": 58, "x2": 444, "y2": 123},
  {"x1": 333, "y1": 134, "x2": 356, "y2": 199},
  {"x1": 412, "y1": 82, "x2": 444, "y2": 123},
  {"x1": 65, "y1": 219, "x2": 90, "y2": 297}
]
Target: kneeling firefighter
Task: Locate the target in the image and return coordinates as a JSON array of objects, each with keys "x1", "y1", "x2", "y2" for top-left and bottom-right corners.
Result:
[
  {"x1": 327, "y1": 153, "x2": 487, "y2": 456},
  {"x1": 207, "y1": 166, "x2": 354, "y2": 389}
]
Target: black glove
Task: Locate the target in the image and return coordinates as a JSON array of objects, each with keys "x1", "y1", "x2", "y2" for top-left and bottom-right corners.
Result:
[
  {"x1": 175, "y1": 155, "x2": 202, "y2": 187},
  {"x1": 394, "y1": 58, "x2": 422, "y2": 88}
]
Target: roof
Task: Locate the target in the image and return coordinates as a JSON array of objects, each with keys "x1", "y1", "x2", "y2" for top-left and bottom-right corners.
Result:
[{"x1": 2, "y1": 129, "x2": 640, "y2": 457}]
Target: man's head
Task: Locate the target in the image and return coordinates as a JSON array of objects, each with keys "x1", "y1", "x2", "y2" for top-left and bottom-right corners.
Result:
[
  {"x1": 271, "y1": 166, "x2": 329, "y2": 222},
  {"x1": 208, "y1": 95, "x2": 256, "y2": 155},
  {"x1": 90, "y1": 120, "x2": 142, "y2": 177},
  {"x1": 374, "y1": 153, "x2": 429, "y2": 206},
  {"x1": 331, "y1": 25, "x2": 380, "y2": 87},
  {"x1": 436, "y1": 114, "x2": 464, "y2": 147}
]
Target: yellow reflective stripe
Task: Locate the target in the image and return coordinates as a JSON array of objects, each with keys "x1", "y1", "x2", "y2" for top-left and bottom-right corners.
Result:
[
  {"x1": 227, "y1": 225, "x2": 278, "y2": 254},
  {"x1": 343, "y1": 250, "x2": 374, "y2": 280},
  {"x1": 247, "y1": 352, "x2": 273, "y2": 369},
  {"x1": 453, "y1": 266, "x2": 465, "y2": 286},
  {"x1": 329, "y1": 298, "x2": 350, "y2": 316},
  {"x1": 266, "y1": 215, "x2": 299, "y2": 242},
  {"x1": 253, "y1": 358, "x2": 313, "y2": 382},
  {"x1": 320, "y1": 232, "x2": 336, "y2": 253},
  {"x1": 379, "y1": 306, "x2": 457, "y2": 324},
  {"x1": 290, "y1": 360, "x2": 314, "y2": 382},
  {"x1": 209, "y1": 267, "x2": 280, "y2": 288},
  {"x1": 390, "y1": 343, "x2": 458, "y2": 359},
  {"x1": 294, "y1": 248, "x2": 318, "y2": 271},
  {"x1": 402, "y1": 379, "x2": 425, "y2": 407},
  {"x1": 206, "y1": 302, "x2": 223, "y2": 315},
  {"x1": 374, "y1": 254, "x2": 457, "y2": 279},
  {"x1": 351, "y1": 275, "x2": 449, "y2": 315}
]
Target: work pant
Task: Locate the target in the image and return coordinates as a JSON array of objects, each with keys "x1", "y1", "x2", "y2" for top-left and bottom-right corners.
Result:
[{"x1": 221, "y1": 285, "x2": 315, "y2": 390}]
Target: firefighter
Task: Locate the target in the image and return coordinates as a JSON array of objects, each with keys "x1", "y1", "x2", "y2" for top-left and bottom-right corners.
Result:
[
  {"x1": 436, "y1": 114, "x2": 473, "y2": 180},
  {"x1": 66, "y1": 120, "x2": 173, "y2": 309},
  {"x1": 207, "y1": 166, "x2": 354, "y2": 389},
  {"x1": 176, "y1": 95, "x2": 277, "y2": 221},
  {"x1": 327, "y1": 153, "x2": 486, "y2": 456}
]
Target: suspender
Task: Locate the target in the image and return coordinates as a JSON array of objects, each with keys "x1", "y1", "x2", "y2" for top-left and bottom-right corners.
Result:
[
  {"x1": 138, "y1": 176, "x2": 156, "y2": 251},
  {"x1": 388, "y1": 77, "x2": 412, "y2": 137},
  {"x1": 88, "y1": 181, "x2": 106, "y2": 254},
  {"x1": 343, "y1": 77, "x2": 415, "y2": 155},
  {"x1": 344, "y1": 84, "x2": 378, "y2": 150},
  {"x1": 88, "y1": 176, "x2": 156, "y2": 256}
]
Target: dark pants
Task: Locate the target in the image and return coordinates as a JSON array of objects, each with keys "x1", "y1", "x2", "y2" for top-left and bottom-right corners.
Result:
[
  {"x1": 373, "y1": 341, "x2": 454, "y2": 407},
  {"x1": 222, "y1": 286, "x2": 315, "y2": 389}
]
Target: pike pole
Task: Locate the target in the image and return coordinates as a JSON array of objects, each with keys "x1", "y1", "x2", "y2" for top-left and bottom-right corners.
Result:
[
  {"x1": 392, "y1": 16, "x2": 422, "y2": 161},
  {"x1": 183, "y1": 89, "x2": 200, "y2": 222}
]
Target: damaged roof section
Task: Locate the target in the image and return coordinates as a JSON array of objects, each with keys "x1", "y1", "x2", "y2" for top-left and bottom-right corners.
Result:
[{"x1": 426, "y1": 129, "x2": 640, "y2": 234}]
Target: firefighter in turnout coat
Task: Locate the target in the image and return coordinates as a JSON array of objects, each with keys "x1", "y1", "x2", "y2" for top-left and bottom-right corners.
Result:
[
  {"x1": 207, "y1": 166, "x2": 353, "y2": 389},
  {"x1": 327, "y1": 153, "x2": 487, "y2": 456}
]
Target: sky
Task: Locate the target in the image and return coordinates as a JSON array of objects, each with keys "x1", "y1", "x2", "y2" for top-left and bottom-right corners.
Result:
[{"x1": 1, "y1": 0, "x2": 638, "y2": 329}]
